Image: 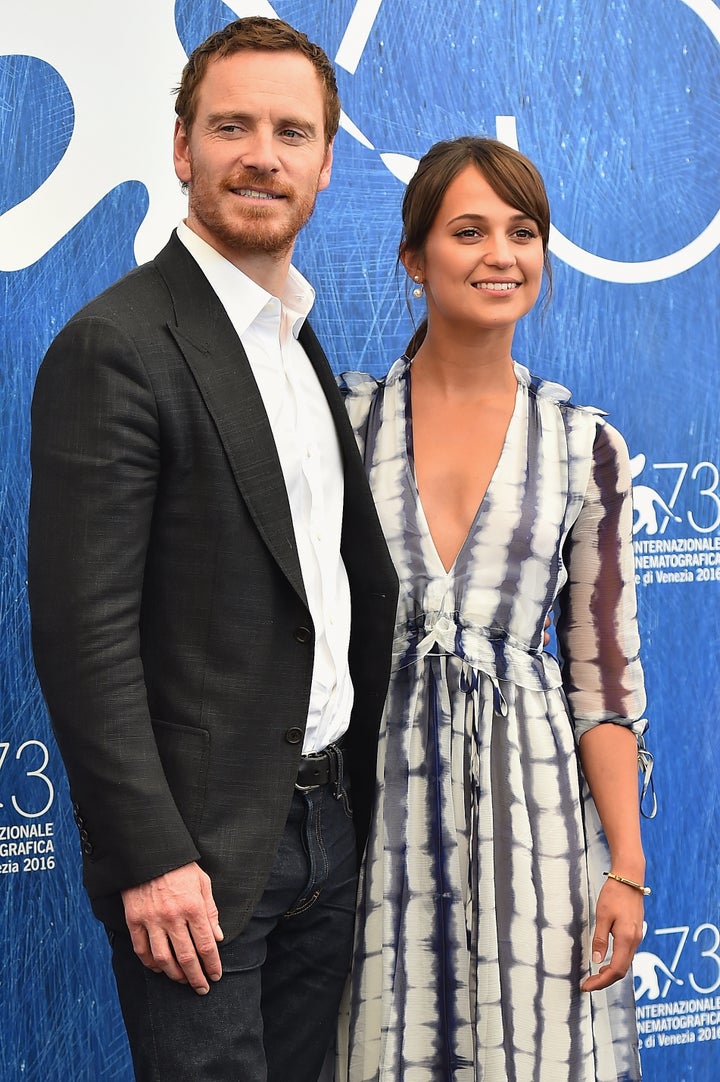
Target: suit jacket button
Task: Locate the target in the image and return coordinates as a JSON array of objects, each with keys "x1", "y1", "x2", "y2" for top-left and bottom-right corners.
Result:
[
  {"x1": 294, "y1": 626, "x2": 312, "y2": 644},
  {"x1": 82, "y1": 841, "x2": 94, "y2": 855},
  {"x1": 285, "y1": 727, "x2": 304, "y2": 745}
]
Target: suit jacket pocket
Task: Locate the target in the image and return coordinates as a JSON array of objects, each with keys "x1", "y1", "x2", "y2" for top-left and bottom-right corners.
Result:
[{"x1": 151, "y1": 718, "x2": 210, "y2": 839}]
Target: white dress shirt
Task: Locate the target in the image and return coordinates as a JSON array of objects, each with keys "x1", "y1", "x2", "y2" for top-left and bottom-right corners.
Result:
[{"x1": 177, "y1": 222, "x2": 353, "y2": 753}]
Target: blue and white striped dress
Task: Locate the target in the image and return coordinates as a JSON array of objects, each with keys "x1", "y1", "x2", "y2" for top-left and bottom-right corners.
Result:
[{"x1": 338, "y1": 357, "x2": 647, "y2": 1082}]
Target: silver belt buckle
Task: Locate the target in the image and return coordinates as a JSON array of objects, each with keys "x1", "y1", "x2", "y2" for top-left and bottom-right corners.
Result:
[{"x1": 295, "y1": 749, "x2": 327, "y2": 792}]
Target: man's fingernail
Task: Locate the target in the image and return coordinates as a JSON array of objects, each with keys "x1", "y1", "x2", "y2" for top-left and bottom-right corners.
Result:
[{"x1": 592, "y1": 951, "x2": 602, "y2": 963}]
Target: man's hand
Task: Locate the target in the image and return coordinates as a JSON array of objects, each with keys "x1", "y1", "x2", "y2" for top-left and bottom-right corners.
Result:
[{"x1": 122, "y1": 862, "x2": 224, "y2": 994}]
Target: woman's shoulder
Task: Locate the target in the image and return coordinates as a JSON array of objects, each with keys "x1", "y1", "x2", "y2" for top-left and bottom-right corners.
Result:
[
  {"x1": 336, "y1": 369, "x2": 380, "y2": 399},
  {"x1": 516, "y1": 362, "x2": 632, "y2": 472},
  {"x1": 337, "y1": 356, "x2": 409, "y2": 399},
  {"x1": 516, "y1": 360, "x2": 615, "y2": 427},
  {"x1": 515, "y1": 361, "x2": 602, "y2": 414}
]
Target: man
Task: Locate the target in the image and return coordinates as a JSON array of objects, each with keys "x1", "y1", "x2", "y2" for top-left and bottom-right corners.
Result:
[{"x1": 28, "y1": 18, "x2": 397, "y2": 1082}]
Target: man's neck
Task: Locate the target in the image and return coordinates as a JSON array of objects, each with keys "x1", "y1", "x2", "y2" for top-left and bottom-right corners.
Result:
[
  {"x1": 223, "y1": 246, "x2": 294, "y2": 298},
  {"x1": 182, "y1": 219, "x2": 293, "y2": 298}
]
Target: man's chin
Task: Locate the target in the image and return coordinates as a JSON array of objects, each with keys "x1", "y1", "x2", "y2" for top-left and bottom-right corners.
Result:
[
  {"x1": 189, "y1": 198, "x2": 316, "y2": 258},
  {"x1": 229, "y1": 207, "x2": 315, "y2": 256},
  {"x1": 228, "y1": 225, "x2": 299, "y2": 257}
]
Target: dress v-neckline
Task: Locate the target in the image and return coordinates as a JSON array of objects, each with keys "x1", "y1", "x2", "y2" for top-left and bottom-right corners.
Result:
[{"x1": 403, "y1": 365, "x2": 522, "y2": 577}]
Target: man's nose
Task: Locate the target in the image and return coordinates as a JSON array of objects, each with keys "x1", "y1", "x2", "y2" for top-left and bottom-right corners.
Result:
[{"x1": 238, "y1": 128, "x2": 281, "y2": 173}]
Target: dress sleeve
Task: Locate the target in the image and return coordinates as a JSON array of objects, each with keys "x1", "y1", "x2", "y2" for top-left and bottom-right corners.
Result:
[{"x1": 556, "y1": 419, "x2": 647, "y2": 743}]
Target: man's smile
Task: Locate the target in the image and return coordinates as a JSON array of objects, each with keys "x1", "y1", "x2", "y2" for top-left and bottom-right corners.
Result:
[{"x1": 232, "y1": 187, "x2": 284, "y2": 200}]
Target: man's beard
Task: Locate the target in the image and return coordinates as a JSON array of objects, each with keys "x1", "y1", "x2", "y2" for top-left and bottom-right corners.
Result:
[{"x1": 188, "y1": 172, "x2": 318, "y2": 257}]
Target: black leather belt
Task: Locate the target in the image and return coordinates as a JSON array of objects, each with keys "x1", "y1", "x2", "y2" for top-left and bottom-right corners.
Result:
[{"x1": 295, "y1": 739, "x2": 345, "y2": 791}]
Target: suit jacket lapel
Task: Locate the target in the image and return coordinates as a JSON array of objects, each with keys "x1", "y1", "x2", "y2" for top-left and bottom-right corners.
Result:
[
  {"x1": 155, "y1": 235, "x2": 307, "y2": 604},
  {"x1": 299, "y1": 320, "x2": 389, "y2": 558},
  {"x1": 298, "y1": 320, "x2": 358, "y2": 469}
]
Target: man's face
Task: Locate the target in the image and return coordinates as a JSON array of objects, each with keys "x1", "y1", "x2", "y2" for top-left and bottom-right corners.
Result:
[{"x1": 174, "y1": 50, "x2": 333, "y2": 272}]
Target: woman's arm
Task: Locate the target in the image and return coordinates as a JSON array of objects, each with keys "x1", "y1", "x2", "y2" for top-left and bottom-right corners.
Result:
[
  {"x1": 556, "y1": 418, "x2": 650, "y2": 991},
  {"x1": 578, "y1": 723, "x2": 646, "y2": 991}
]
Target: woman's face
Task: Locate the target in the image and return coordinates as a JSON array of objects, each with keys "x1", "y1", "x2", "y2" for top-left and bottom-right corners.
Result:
[{"x1": 408, "y1": 164, "x2": 545, "y2": 336}]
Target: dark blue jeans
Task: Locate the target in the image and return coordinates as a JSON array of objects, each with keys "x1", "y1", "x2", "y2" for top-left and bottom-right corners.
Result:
[{"x1": 109, "y1": 781, "x2": 357, "y2": 1081}]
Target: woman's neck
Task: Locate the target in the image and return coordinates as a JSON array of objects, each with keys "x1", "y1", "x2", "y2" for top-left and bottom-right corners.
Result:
[{"x1": 410, "y1": 328, "x2": 517, "y2": 398}]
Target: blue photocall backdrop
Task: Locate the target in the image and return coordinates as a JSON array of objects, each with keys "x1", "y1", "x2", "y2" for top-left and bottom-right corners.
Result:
[{"x1": 1, "y1": 1, "x2": 718, "y2": 1078}]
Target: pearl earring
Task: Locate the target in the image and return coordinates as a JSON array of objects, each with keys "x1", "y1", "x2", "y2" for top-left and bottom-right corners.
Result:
[{"x1": 412, "y1": 275, "x2": 424, "y2": 298}]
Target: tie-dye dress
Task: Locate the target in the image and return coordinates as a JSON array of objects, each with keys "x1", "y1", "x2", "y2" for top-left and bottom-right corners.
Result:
[{"x1": 337, "y1": 357, "x2": 649, "y2": 1082}]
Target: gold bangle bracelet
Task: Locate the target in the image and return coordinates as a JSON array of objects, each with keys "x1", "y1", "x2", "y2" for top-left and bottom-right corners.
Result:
[{"x1": 603, "y1": 871, "x2": 651, "y2": 896}]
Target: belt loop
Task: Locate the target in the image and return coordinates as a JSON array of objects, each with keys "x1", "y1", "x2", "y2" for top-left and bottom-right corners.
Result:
[
  {"x1": 329, "y1": 741, "x2": 344, "y2": 800},
  {"x1": 328, "y1": 741, "x2": 351, "y2": 815}
]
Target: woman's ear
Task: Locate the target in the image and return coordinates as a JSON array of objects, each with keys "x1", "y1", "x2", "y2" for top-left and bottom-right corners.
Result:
[{"x1": 400, "y1": 245, "x2": 423, "y2": 282}]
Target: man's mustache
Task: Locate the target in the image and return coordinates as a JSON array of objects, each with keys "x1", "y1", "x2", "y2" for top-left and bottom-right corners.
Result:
[{"x1": 223, "y1": 173, "x2": 293, "y2": 199}]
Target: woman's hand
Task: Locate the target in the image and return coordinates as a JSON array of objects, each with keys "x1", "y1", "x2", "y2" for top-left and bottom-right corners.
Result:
[{"x1": 580, "y1": 876, "x2": 645, "y2": 992}]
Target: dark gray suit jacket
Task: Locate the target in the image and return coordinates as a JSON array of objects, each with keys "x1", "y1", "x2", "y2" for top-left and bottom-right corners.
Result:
[{"x1": 28, "y1": 233, "x2": 398, "y2": 937}]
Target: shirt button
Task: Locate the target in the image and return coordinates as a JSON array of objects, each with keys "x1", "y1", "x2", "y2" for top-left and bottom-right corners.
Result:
[
  {"x1": 294, "y1": 626, "x2": 312, "y2": 644},
  {"x1": 285, "y1": 727, "x2": 304, "y2": 745}
]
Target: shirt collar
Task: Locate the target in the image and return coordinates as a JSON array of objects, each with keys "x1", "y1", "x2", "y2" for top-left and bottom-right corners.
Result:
[{"x1": 176, "y1": 220, "x2": 315, "y2": 339}]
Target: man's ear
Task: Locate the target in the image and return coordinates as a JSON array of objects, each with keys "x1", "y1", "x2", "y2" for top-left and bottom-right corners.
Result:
[
  {"x1": 173, "y1": 118, "x2": 192, "y2": 185},
  {"x1": 317, "y1": 139, "x2": 334, "y2": 193}
]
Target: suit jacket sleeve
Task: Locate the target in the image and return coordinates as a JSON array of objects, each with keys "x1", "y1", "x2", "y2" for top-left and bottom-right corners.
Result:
[{"x1": 28, "y1": 310, "x2": 201, "y2": 894}]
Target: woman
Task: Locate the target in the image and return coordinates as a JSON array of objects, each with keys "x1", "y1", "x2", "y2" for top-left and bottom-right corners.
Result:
[{"x1": 338, "y1": 138, "x2": 653, "y2": 1081}]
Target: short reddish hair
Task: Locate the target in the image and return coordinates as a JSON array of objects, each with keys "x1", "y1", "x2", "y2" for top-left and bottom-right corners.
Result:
[{"x1": 175, "y1": 17, "x2": 340, "y2": 145}]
